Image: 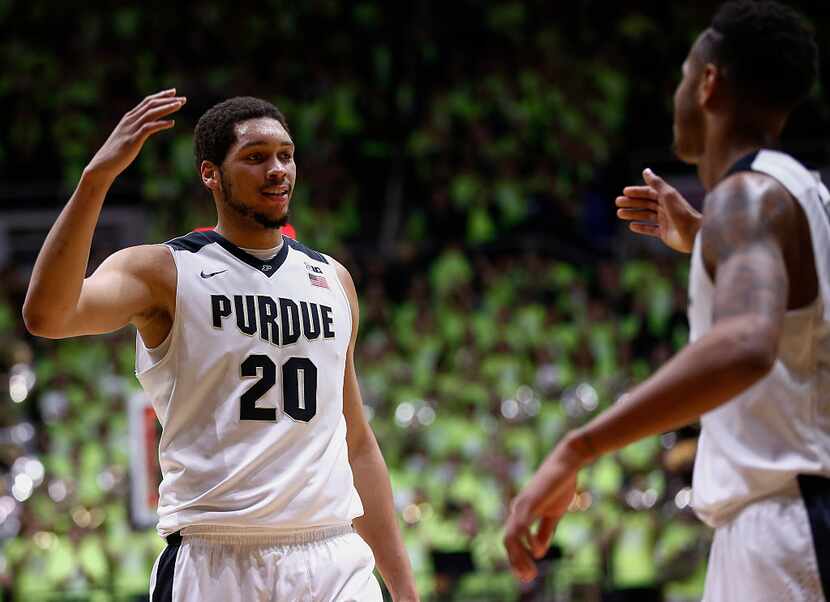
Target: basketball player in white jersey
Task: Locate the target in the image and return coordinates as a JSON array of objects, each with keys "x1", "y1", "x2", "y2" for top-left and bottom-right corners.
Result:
[
  {"x1": 504, "y1": 2, "x2": 830, "y2": 599},
  {"x1": 23, "y1": 93, "x2": 419, "y2": 602}
]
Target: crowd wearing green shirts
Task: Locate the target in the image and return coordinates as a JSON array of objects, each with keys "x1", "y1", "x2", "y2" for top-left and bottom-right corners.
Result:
[{"x1": 0, "y1": 251, "x2": 709, "y2": 601}]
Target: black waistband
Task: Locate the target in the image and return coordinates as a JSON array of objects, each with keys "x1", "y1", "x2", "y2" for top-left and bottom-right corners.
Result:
[
  {"x1": 165, "y1": 531, "x2": 182, "y2": 545},
  {"x1": 798, "y1": 474, "x2": 830, "y2": 599}
]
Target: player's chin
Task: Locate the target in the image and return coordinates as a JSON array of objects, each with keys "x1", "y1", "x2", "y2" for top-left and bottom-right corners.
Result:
[{"x1": 672, "y1": 139, "x2": 700, "y2": 165}]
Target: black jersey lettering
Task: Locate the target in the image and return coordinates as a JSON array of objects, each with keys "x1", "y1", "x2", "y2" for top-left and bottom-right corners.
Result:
[
  {"x1": 234, "y1": 295, "x2": 258, "y2": 336},
  {"x1": 211, "y1": 295, "x2": 232, "y2": 328},
  {"x1": 280, "y1": 298, "x2": 301, "y2": 345},
  {"x1": 211, "y1": 294, "x2": 334, "y2": 346},
  {"x1": 257, "y1": 296, "x2": 280, "y2": 345},
  {"x1": 321, "y1": 305, "x2": 335, "y2": 339},
  {"x1": 300, "y1": 301, "x2": 322, "y2": 340}
]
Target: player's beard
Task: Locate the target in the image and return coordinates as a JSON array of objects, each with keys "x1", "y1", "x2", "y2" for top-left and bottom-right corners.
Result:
[
  {"x1": 671, "y1": 74, "x2": 706, "y2": 164},
  {"x1": 219, "y1": 170, "x2": 289, "y2": 230}
]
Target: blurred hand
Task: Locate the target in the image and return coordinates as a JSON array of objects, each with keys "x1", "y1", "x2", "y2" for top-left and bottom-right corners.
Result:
[
  {"x1": 86, "y1": 89, "x2": 186, "y2": 182},
  {"x1": 615, "y1": 168, "x2": 702, "y2": 253},
  {"x1": 503, "y1": 444, "x2": 581, "y2": 583}
]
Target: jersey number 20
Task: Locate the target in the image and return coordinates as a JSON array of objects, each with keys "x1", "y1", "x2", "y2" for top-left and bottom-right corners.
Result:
[{"x1": 240, "y1": 355, "x2": 317, "y2": 422}]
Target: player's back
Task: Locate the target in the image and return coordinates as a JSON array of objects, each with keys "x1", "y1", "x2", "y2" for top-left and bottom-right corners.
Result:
[
  {"x1": 688, "y1": 149, "x2": 830, "y2": 527},
  {"x1": 134, "y1": 230, "x2": 363, "y2": 536}
]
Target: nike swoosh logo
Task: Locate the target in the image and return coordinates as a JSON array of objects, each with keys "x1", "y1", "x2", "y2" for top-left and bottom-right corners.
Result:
[{"x1": 200, "y1": 269, "x2": 228, "y2": 279}]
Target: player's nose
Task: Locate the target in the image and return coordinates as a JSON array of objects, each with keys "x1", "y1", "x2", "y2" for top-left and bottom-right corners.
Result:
[{"x1": 265, "y1": 157, "x2": 287, "y2": 180}]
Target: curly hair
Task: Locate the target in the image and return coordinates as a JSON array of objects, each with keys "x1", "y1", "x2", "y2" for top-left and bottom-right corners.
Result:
[
  {"x1": 194, "y1": 97, "x2": 290, "y2": 169},
  {"x1": 705, "y1": 0, "x2": 818, "y2": 111}
]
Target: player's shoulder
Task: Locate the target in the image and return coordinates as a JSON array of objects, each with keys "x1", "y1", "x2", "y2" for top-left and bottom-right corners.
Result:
[
  {"x1": 165, "y1": 230, "x2": 218, "y2": 253},
  {"x1": 108, "y1": 243, "x2": 173, "y2": 270},
  {"x1": 105, "y1": 243, "x2": 175, "y2": 290},
  {"x1": 703, "y1": 170, "x2": 798, "y2": 244}
]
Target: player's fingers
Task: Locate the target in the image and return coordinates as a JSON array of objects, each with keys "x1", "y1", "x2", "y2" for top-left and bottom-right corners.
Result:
[
  {"x1": 126, "y1": 89, "x2": 177, "y2": 118},
  {"x1": 615, "y1": 196, "x2": 658, "y2": 210},
  {"x1": 504, "y1": 530, "x2": 538, "y2": 582},
  {"x1": 138, "y1": 98, "x2": 186, "y2": 124},
  {"x1": 642, "y1": 168, "x2": 670, "y2": 192},
  {"x1": 130, "y1": 97, "x2": 186, "y2": 125},
  {"x1": 629, "y1": 222, "x2": 661, "y2": 237},
  {"x1": 621, "y1": 185, "x2": 658, "y2": 200},
  {"x1": 531, "y1": 516, "x2": 557, "y2": 558},
  {"x1": 136, "y1": 120, "x2": 176, "y2": 142},
  {"x1": 617, "y1": 208, "x2": 656, "y2": 222}
]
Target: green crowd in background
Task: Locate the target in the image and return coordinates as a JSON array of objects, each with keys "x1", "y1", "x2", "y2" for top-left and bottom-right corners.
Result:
[{"x1": 0, "y1": 250, "x2": 709, "y2": 601}]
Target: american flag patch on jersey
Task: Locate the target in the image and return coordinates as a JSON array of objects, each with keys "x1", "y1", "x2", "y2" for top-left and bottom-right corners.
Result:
[{"x1": 308, "y1": 273, "x2": 330, "y2": 289}]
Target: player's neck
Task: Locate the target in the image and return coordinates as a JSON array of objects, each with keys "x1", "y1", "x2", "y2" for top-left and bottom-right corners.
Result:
[
  {"x1": 697, "y1": 143, "x2": 759, "y2": 191},
  {"x1": 213, "y1": 219, "x2": 284, "y2": 250},
  {"x1": 698, "y1": 115, "x2": 780, "y2": 190}
]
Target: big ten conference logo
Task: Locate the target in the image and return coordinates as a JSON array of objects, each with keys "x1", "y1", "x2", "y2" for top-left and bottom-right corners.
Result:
[{"x1": 261, "y1": 265, "x2": 272, "y2": 272}]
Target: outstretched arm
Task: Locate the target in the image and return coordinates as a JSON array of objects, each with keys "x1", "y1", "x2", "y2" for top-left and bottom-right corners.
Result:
[
  {"x1": 335, "y1": 261, "x2": 419, "y2": 602},
  {"x1": 23, "y1": 90, "x2": 184, "y2": 339},
  {"x1": 505, "y1": 172, "x2": 794, "y2": 582}
]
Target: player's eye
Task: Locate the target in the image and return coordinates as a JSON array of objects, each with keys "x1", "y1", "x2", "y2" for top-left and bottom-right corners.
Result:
[{"x1": 247, "y1": 153, "x2": 263, "y2": 162}]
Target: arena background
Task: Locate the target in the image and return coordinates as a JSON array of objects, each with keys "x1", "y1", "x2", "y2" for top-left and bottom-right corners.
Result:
[{"x1": 1, "y1": 2, "x2": 829, "y2": 600}]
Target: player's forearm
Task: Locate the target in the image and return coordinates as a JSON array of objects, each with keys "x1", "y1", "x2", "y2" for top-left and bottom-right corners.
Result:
[
  {"x1": 350, "y1": 439, "x2": 418, "y2": 601},
  {"x1": 567, "y1": 315, "x2": 775, "y2": 464},
  {"x1": 23, "y1": 169, "x2": 113, "y2": 336}
]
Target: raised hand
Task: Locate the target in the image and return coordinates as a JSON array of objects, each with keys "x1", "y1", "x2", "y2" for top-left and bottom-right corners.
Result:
[
  {"x1": 503, "y1": 446, "x2": 580, "y2": 583},
  {"x1": 615, "y1": 168, "x2": 702, "y2": 253},
  {"x1": 86, "y1": 89, "x2": 186, "y2": 182}
]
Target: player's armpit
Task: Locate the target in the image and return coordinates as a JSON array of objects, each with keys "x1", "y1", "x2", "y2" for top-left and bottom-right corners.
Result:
[
  {"x1": 701, "y1": 172, "x2": 795, "y2": 366},
  {"x1": 29, "y1": 244, "x2": 174, "y2": 339}
]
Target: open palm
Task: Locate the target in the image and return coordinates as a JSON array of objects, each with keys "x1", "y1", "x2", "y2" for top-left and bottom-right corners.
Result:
[{"x1": 615, "y1": 168, "x2": 702, "y2": 253}]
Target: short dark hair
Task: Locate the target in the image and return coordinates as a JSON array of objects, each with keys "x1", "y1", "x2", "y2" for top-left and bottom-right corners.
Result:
[
  {"x1": 705, "y1": 1, "x2": 817, "y2": 111},
  {"x1": 194, "y1": 96, "x2": 290, "y2": 169}
]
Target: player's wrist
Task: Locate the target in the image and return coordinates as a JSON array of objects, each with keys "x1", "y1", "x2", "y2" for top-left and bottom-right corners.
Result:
[
  {"x1": 80, "y1": 164, "x2": 117, "y2": 191},
  {"x1": 559, "y1": 429, "x2": 597, "y2": 467}
]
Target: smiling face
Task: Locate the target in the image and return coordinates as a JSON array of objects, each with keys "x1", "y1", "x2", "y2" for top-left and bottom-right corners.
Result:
[{"x1": 208, "y1": 117, "x2": 296, "y2": 230}]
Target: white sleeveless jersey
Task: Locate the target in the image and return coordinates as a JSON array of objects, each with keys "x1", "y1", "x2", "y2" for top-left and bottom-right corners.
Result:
[
  {"x1": 135, "y1": 230, "x2": 364, "y2": 536},
  {"x1": 689, "y1": 150, "x2": 830, "y2": 527}
]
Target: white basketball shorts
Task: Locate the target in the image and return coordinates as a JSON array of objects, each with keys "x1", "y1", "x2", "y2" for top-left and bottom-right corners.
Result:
[
  {"x1": 148, "y1": 524, "x2": 383, "y2": 602},
  {"x1": 702, "y1": 475, "x2": 830, "y2": 601}
]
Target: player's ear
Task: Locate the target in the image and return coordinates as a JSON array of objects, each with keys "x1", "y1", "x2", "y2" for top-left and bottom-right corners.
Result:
[
  {"x1": 201, "y1": 161, "x2": 221, "y2": 192},
  {"x1": 699, "y1": 63, "x2": 721, "y2": 109}
]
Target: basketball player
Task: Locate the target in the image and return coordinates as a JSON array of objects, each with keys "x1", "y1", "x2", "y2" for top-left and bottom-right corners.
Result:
[
  {"x1": 23, "y1": 93, "x2": 418, "y2": 602},
  {"x1": 504, "y1": 2, "x2": 830, "y2": 599}
]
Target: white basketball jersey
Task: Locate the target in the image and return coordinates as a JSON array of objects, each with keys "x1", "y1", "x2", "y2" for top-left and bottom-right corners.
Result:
[
  {"x1": 689, "y1": 150, "x2": 830, "y2": 527},
  {"x1": 135, "y1": 230, "x2": 364, "y2": 536}
]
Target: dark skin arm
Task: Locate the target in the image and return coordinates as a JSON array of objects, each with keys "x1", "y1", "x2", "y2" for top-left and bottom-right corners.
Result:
[
  {"x1": 22, "y1": 90, "x2": 183, "y2": 344},
  {"x1": 504, "y1": 172, "x2": 797, "y2": 582}
]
